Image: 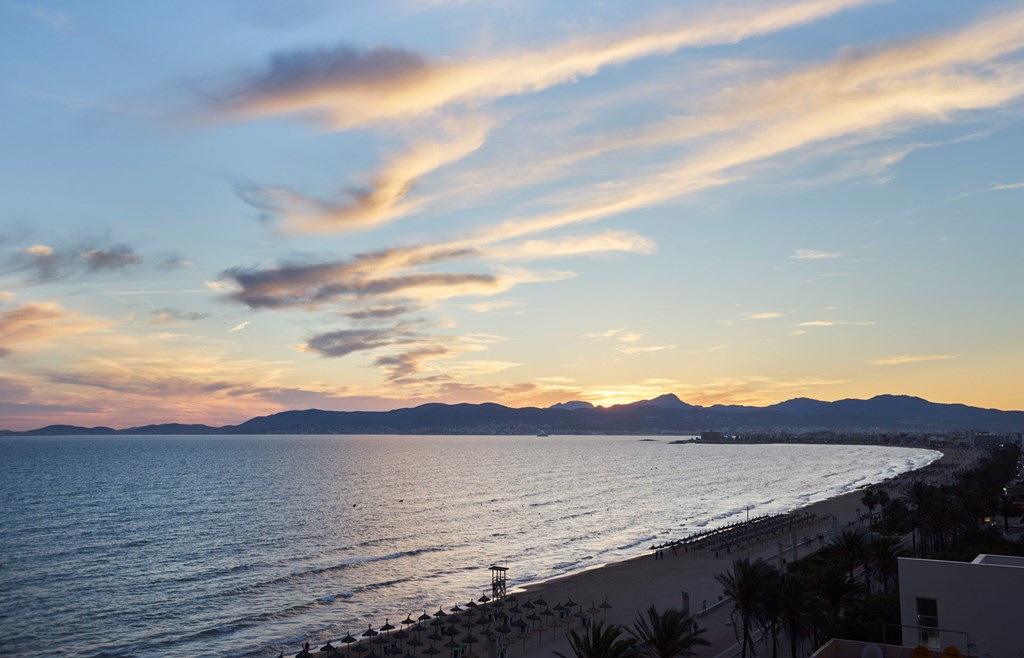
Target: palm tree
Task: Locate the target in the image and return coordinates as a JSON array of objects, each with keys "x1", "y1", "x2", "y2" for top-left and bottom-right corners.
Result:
[
  {"x1": 860, "y1": 489, "x2": 878, "y2": 526},
  {"x1": 869, "y1": 536, "x2": 905, "y2": 594},
  {"x1": 778, "y1": 572, "x2": 823, "y2": 658},
  {"x1": 555, "y1": 621, "x2": 635, "y2": 658},
  {"x1": 815, "y1": 563, "x2": 859, "y2": 622},
  {"x1": 829, "y1": 529, "x2": 867, "y2": 586},
  {"x1": 715, "y1": 557, "x2": 776, "y2": 658},
  {"x1": 903, "y1": 481, "x2": 931, "y2": 558},
  {"x1": 629, "y1": 606, "x2": 708, "y2": 658}
]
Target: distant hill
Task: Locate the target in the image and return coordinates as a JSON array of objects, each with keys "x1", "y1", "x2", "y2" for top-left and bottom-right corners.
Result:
[{"x1": 3, "y1": 394, "x2": 1022, "y2": 436}]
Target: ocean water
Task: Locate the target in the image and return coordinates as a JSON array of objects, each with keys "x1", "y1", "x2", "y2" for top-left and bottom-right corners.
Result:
[{"x1": 0, "y1": 435, "x2": 938, "y2": 657}]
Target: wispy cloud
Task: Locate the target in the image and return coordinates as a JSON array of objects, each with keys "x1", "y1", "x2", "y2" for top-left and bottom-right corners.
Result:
[
  {"x1": 240, "y1": 116, "x2": 493, "y2": 234},
  {"x1": 867, "y1": 353, "x2": 961, "y2": 366},
  {"x1": 990, "y1": 181, "x2": 1024, "y2": 191},
  {"x1": 0, "y1": 302, "x2": 109, "y2": 357},
  {"x1": 582, "y1": 327, "x2": 674, "y2": 354},
  {"x1": 207, "y1": 0, "x2": 882, "y2": 129},
  {"x1": 5, "y1": 2, "x2": 72, "y2": 32},
  {"x1": 797, "y1": 320, "x2": 875, "y2": 327},
  {"x1": 740, "y1": 311, "x2": 783, "y2": 320},
  {"x1": 150, "y1": 308, "x2": 208, "y2": 324},
  {"x1": 2, "y1": 241, "x2": 144, "y2": 283},
  {"x1": 790, "y1": 249, "x2": 841, "y2": 260},
  {"x1": 227, "y1": 321, "x2": 251, "y2": 332}
]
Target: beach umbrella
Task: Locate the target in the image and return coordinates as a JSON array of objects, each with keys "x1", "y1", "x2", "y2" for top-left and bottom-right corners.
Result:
[
  {"x1": 461, "y1": 633, "x2": 479, "y2": 645},
  {"x1": 423, "y1": 645, "x2": 440, "y2": 657},
  {"x1": 363, "y1": 625, "x2": 380, "y2": 641},
  {"x1": 443, "y1": 625, "x2": 460, "y2": 637},
  {"x1": 402, "y1": 615, "x2": 416, "y2": 627},
  {"x1": 599, "y1": 599, "x2": 611, "y2": 619},
  {"x1": 351, "y1": 645, "x2": 369, "y2": 655},
  {"x1": 443, "y1": 639, "x2": 460, "y2": 650},
  {"x1": 381, "y1": 620, "x2": 396, "y2": 633},
  {"x1": 429, "y1": 617, "x2": 446, "y2": 628},
  {"x1": 521, "y1": 600, "x2": 535, "y2": 610},
  {"x1": 426, "y1": 631, "x2": 443, "y2": 643},
  {"x1": 564, "y1": 598, "x2": 578, "y2": 609},
  {"x1": 386, "y1": 646, "x2": 403, "y2": 655},
  {"x1": 478, "y1": 594, "x2": 490, "y2": 604},
  {"x1": 534, "y1": 597, "x2": 547, "y2": 607},
  {"x1": 298, "y1": 650, "x2": 314, "y2": 658},
  {"x1": 321, "y1": 641, "x2": 337, "y2": 653},
  {"x1": 450, "y1": 604, "x2": 463, "y2": 613},
  {"x1": 392, "y1": 630, "x2": 410, "y2": 641},
  {"x1": 505, "y1": 595, "x2": 519, "y2": 604},
  {"x1": 511, "y1": 619, "x2": 528, "y2": 631},
  {"x1": 418, "y1": 612, "x2": 432, "y2": 622},
  {"x1": 465, "y1": 600, "x2": 478, "y2": 609},
  {"x1": 434, "y1": 607, "x2": 448, "y2": 618},
  {"x1": 373, "y1": 636, "x2": 389, "y2": 646},
  {"x1": 406, "y1": 638, "x2": 424, "y2": 648},
  {"x1": 341, "y1": 633, "x2": 358, "y2": 647},
  {"x1": 586, "y1": 603, "x2": 600, "y2": 615},
  {"x1": 494, "y1": 624, "x2": 512, "y2": 636}
]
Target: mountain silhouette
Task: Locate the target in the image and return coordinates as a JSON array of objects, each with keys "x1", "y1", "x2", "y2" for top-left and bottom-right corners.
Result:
[{"x1": 2, "y1": 393, "x2": 1021, "y2": 435}]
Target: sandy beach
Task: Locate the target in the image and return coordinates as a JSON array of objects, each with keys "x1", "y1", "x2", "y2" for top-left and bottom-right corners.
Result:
[{"x1": 500, "y1": 446, "x2": 979, "y2": 658}]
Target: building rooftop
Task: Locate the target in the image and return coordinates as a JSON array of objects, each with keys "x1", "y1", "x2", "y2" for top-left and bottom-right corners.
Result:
[{"x1": 970, "y1": 553, "x2": 1024, "y2": 567}]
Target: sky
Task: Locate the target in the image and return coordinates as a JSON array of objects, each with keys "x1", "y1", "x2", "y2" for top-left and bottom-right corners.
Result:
[{"x1": 1, "y1": 0, "x2": 1023, "y2": 430}]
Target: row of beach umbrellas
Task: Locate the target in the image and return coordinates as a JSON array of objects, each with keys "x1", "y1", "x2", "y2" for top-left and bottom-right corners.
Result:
[{"x1": 292, "y1": 595, "x2": 612, "y2": 658}]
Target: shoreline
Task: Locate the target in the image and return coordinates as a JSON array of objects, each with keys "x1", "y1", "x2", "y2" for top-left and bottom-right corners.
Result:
[
  {"x1": 505, "y1": 446, "x2": 974, "y2": 658},
  {"x1": 284, "y1": 444, "x2": 971, "y2": 658}
]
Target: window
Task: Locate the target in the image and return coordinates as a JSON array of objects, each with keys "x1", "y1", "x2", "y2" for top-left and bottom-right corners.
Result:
[{"x1": 916, "y1": 597, "x2": 940, "y2": 649}]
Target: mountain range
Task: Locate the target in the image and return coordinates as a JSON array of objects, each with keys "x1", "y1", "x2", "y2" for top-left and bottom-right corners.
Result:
[{"x1": 3, "y1": 393, "x2": 1022, "y2": 436}]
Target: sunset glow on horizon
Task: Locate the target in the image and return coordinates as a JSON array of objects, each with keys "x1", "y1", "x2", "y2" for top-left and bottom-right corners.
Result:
[{"x1": 2, "y1": 0, "x2": 1023, "y2": 430}]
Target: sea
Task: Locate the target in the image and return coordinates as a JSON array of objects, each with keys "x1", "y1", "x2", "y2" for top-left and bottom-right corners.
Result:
[{"x1": 0, "y1": 435, "x2": 939, "y2": 657}]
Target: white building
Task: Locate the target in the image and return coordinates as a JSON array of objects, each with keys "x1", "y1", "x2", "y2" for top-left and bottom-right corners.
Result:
[{"x1": 898, "y1": 554, "x2": 1024, "y2": 657}]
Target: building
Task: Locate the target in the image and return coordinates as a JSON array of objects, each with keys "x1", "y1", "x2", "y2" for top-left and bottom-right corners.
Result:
[{"x1": 897, "y1": 554, "x2": 1024, "y2": 656}]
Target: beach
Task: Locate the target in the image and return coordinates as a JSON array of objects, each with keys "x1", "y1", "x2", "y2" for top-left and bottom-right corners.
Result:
[{"x1": 501, "y1": 447, "x2": 978, "y2": 658}]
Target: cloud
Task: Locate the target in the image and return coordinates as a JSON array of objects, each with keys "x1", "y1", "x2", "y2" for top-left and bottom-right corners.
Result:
[
  {"x1": 243, "y1": 116, "x2": 493, "y2": 234},
  {"x1": 3, "y1": 241, "x2": 144, "y2": 283},
  {"x1": 150, "y1": 308, "x2": 208, "y2": 324},
  {"x1": 491, "y1": 230, "x2": 656, "y2": 260},
  {"x1": 790, "y1": 249, "x2": 841, "y2": 260},
  {"x1": 867, "y1": 353, "x2": 962, "y2": 366},
  {"x1": 5, "y1": 2, "x2": 72, "y2": 32},
  {"x1": 303, "y1": 327, "x2": 408, "y2": 357},
  {"x1": 990, "y1": 181, "x2": 1024, "y2": 191},
  {"x1": 227, "y1": 321, "x2": 251, "y2": 332},
  {"x1": 345, "y1": 305, "x2": 415, "y2": 320},
  {"x1": 374, "y1": 345, "x2": 452, "y2": 379},
  {"x1": 0, "y1": 301, "x2": 109, "y2": 356},
  {"x1": 740, "y1": 311, "x2": 783, "y2": 319},
  {"x1": 582, "y1": 327, "x2": 674, "y2": 354},
  {"x1": 797, "y1": 320, "x2": 875, "y2": 327},
  {"x1": 81, "y1": 245, "x2": 144, "y2": 271},
  {"x1": 208, "y1": 0, "x2": 881, "y2": 129}
]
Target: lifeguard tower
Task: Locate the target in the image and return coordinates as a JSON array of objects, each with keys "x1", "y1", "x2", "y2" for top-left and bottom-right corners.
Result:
[{"x1": 489, "y1": 565, "x2": 508, "y2": 600}]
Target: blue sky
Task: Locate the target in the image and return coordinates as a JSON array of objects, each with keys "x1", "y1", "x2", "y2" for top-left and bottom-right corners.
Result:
[{"x1": 1, "y1": 0, "x2": 1022, "y2": 429}]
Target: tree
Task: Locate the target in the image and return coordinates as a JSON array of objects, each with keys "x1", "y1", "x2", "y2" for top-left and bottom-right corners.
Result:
[
  {"x1": 555, "y1": 621, "x2": 635, "y2": 658},
  {"x1": 778, "y1": 572, "x2": 823, "y2": 658},
  {"x1": 815, "y1": 563, "x2": 859, "y2": 622},
  {"x1": 715, "y1": 557, "x2": 776, "y2": 658},
  {"x1": 629, "y1": 606, "x2": 708, "y2": 658},
  {"x1": 829, "y1": 530, "x2": 868, "y2": 587},
  {"x1": 861, "y1": 489, "x2": 878, "y2": 526},
  {"x1": 869, "y1": 536, "x2": 905, "y2": 594}
]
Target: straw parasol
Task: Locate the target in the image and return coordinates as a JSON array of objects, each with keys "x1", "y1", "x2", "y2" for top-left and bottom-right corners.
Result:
[
  {"x1": 599, "y1": 598, "x2": 612, "y2": 619},
  {"x1": 320, "y1": 641, "x2": 337, "y2": 653}
]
